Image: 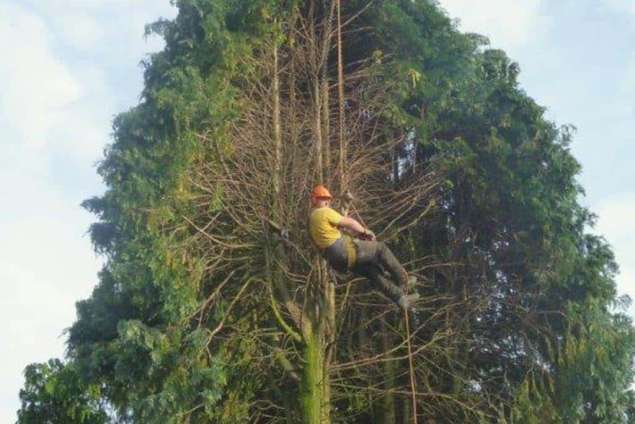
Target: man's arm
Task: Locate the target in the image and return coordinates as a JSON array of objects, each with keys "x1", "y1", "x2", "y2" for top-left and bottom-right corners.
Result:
[{"x1": 339, "y1": 216, "x2": 374, "y2": 239}]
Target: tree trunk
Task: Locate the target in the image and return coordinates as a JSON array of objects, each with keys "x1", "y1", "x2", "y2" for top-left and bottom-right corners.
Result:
[
  {"x1": 302, "y1": 330, "x2": 330, "y2": 423},
  {"x1": 381, "y1": 318, "x2": 397, "y2": 424},
  {"x1": 336, "y1": 0, "x2": 346, "y2": 194},
  {"x1": 273, "y1": 42, "x2": 282, "y2": 201},
  {"x1": 302, "y1": 3, "x2": 333, "y2": 421},
  {"x1": 321, "y1": 64, "x2": 331, "y2": 183}
]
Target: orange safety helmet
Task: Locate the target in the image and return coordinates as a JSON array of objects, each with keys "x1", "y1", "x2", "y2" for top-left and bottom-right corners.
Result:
[{"x1": 311, "y1": 184, "x2": 333, "y2": 200}]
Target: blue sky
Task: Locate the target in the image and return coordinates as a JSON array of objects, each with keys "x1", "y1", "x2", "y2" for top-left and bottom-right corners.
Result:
[
  {"x1": 1, "y1": 0, "x2": 633, "y2": 421},
  {"x1": 0, "y1": 1, "x2": 177, "y2": 421}
]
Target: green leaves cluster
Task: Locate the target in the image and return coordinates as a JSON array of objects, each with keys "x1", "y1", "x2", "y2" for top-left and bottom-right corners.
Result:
[{"x1": 17, "y1": 359, "x2": 107, "y2": 424}]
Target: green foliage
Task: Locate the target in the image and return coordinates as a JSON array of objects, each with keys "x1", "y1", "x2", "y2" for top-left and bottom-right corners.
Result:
[
  {"x1": 17, "y1": 359, "x2": 107, "y2": 424},
  {"x1": 60, "y1": 1, "x2": 286, "y2": 420},
  {"x1": 351, "y1": 0, "x2": 635, "y2": 421}
]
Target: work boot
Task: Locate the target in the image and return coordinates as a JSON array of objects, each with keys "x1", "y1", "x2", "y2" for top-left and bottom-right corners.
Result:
[
  {"x1": 367, "y1": 270, "x2": 410, "y2": 307},
  {"x1": 397, "y1": 293, "x2": 420, "y2": 311},
  {"x1": 381, "y1": 272, "x2": 417, "y2": 289}
]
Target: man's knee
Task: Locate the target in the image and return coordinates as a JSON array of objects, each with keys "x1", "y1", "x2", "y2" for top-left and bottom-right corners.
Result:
[
  {"x1": 353, "y1": 263, "x2": 379, "y2": 280},
  {"x1": 376, "y1": 241, "x2": 389, "y2": 256}
]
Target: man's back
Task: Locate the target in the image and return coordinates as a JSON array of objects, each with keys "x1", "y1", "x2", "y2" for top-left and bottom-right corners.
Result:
[{"x1": 309, "y1": 207, "x2": 343, "y2": 250}]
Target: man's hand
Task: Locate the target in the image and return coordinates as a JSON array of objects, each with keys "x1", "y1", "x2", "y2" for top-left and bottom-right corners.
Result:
[
  {"x1": 339, "y1": 216, "x2": 375, "y2": 241},
  {"x1": 359, "y1": 229, "x2": 376, "y2": 241}
]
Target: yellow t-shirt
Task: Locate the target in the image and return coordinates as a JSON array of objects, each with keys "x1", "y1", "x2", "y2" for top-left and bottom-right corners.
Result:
[{"x1": 309, "y1": 207, "x2": 343, "y2": 249}]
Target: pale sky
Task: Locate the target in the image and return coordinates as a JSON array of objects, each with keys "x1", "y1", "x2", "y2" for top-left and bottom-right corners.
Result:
[{"x1": 1, "y1": 1, "x2": 633, "y2": 422}]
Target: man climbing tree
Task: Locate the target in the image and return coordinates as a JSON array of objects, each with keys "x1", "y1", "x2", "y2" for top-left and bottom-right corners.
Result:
[{"x1": 309, "y1": 184, "x2": 419, "y2": 310}]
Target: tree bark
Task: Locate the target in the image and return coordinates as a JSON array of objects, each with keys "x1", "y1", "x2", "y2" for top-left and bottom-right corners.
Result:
[
  {"x1": 381, "y1": 318, "x2": 397, "y2": 424},
  {"x1": 302, "y1": 3, "x2": 333, "y2": 421}
]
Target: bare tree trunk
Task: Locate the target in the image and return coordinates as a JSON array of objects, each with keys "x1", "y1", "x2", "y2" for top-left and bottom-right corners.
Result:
[
  {"x1": 273, "y1": 42, "x2": 282, "y2": 201},
  {"x1": 302, "y1": 329, "x2": 330, "y2": 424},
  {"x1": 302, "y1": 3, "x2": 333, "y2": 422},
  {"x1": 321, "y1": 61, "x2": 331, "y2": 183},
  {"x1": 314, "y1": 82, "x2": 325, "y2": 184},
  {"x1": 381, "y1": 318, "x2": 397, "y2": 424},
  {"x1": 336, "y1": 0, "x2": 346, "y2": 194},
  {"x1": 309, "y1": 0, "x2": 324, "y2": 184}
]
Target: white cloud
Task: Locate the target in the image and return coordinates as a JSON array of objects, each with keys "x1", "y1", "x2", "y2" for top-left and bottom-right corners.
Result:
[
  {"x1": 622, "y1": 54, "x2": 635, "y2": 93},
  {"x1": 594, "y1": 195, "x2": 635, "y2": 315},
  {"x1": 32, "y1": 0, "x2": 175, "y2": 55},
  {"x1": 0, "y1": 163, "x2": 103, "y2": 423},
  {"x1": 438, "y1": 0, "x2": 550, "y2": 49},
  {"x1": 620, "y1": 55, "x2": 635, "y2": 117},
  {"x1": 0, "y1": 0, "x2": 175, "y2": 161},
  {"x1": 56, "y1": 12, "x2": 105, "y2": 51},
  {"x1": 55, "y1": 65, "x2": 113, "y2": 159},
  {"x1": 0, "y1": 3, "x2": 82, "y2": 150},
  {"x1": 0, "y1": 259, "x2": 87, "y2": 422},
  {"x1": 0, "y1": 2, "x2": 177, "y2": 422},
  {"x1": 604, "y1": 0, "x2": 635, "y2": 15}
]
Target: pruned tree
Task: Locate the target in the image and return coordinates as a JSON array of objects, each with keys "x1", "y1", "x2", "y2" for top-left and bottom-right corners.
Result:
[{"x1": 171, "y1": 3, "x2": 446, "y2": 421}]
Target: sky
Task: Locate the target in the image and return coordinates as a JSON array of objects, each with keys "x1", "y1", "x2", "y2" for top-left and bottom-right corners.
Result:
[{"x1": 0, "y1": 0, "x2": 633, "y2": 422}]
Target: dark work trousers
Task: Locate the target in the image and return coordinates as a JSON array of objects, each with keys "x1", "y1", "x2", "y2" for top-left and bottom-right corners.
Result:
[{"x1": 325, "y1": 236, "x2": 408, "y2": 304}]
